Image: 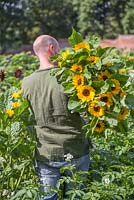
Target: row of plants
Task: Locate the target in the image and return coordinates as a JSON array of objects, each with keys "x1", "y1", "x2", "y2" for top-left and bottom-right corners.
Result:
[
  {"x1": 0, "y1": 30, "x2": 134, "y2": 199},
  {"x1": 0, "y1": 53, "x2": 40, "y2": 199}
]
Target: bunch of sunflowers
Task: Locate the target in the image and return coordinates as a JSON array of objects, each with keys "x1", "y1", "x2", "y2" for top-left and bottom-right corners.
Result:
[{"x1": 51, "y1": 29, "x2": 134, "y2": 137}]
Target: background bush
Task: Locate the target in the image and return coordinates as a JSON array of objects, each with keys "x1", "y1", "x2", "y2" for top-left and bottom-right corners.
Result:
[{"x1": 0, "y1": 0, "x2": 134, "y2": 52}]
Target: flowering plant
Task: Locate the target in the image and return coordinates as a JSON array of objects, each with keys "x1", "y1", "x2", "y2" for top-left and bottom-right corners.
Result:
[
  {"x1": 51, "y1": 29, "x2": 134, "y2": 137},
  {"x1": 0, "y1": 52, "x2": 39, "y2": 93}
]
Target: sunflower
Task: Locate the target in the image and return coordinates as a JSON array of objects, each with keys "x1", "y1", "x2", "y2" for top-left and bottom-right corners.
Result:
[
  {"x1": 72, "y1": 74, "x2": 84, "y2": 88},
  {"x1": 118, "y1": 107, "x2": 129, "y2": 121},
  {"x1": 88, "y1": 56, "x2": 100, "y2": 64},
  {"x1": 111, "y1": 79, "x2": 121, "y2": 95},
  {"x1": 95, "y1": 121, "x2": 105, "y2": 133},
  {"x1": 129, "y1": 56, "x2": 134, "y2": 61},
  {"x1": 98, "y1": 92, "x2": 113, "y2": 107},
  {"x1": 77, "y1": 85, "x2": 95, "y2": 102},
  {"x1": 74, "y1": 42, "x2": 90, "y2": 51},
  {"x1": 98, "y1": 70, "x2": 111, "y2": 80},
  {"x1": 6, "y1": 109, "x2": 14, "y2": 117},
  {"x1": 12, "y1": 92, "x2": 20, "y2": 99},
  {"x1": 61, "y1": 49, "x2": 70, "y2": 60},
  {"x1": 88, "y1": 101, "x2": 105, "y2": 117},
  {"x1": 12, "y1": 102, "x2": 20, "y2": 108},
  {"x1": 119, "y1": 68, "x2": 127, "y2": 73},
  {"x1": 71, "y1": 64, "x2": 83, "y2": 73}
]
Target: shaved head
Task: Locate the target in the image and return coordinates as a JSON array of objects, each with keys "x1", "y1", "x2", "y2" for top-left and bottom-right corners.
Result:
[{"x1": 33, "y1": 35, "x2": 60, "y2": 57}]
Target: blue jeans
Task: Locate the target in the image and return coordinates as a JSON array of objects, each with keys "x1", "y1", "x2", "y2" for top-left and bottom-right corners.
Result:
[{"x1": 35, "y1": 154, "x2": 90, "y2": 200}]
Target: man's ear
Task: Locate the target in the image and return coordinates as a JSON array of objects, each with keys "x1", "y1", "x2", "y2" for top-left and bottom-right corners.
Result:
[{"x1": 49, "y1": 44, "x2": 55, "y2": 55}]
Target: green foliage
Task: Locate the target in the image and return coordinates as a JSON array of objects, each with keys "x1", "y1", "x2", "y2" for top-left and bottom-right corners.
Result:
[
  {"x1": 0, "y1": 52, "x2": 40, "y2": 199},
  {"x1": 1, "y1": 0, "x2": 134, "y2": 52},
  {"x1": 54, "y1": 127, "x2": 134, "y2": 200},
  {"x1": 0, "y1": 88, "x2": 39, "y2": 199},
  {"x1": 50, "y1": 31, "x2": 134, "y2": 199},
  {"x1": 72, "y1": 0, "x2": 134, "y2": 38},
  {"x1": 68, "y1": 28, "x2": 83, "y2": 46},
  {"x1": 0, "y1": 38, "x2": 134, "y2": 199},
  {"x1": 85, "y1": 129, "x2": 134, "y2": 200},
  {"x1": 0, "y1": 0, "x2": 33, "y2": 51},
  {"x1": 0, "y1": 0, "x2": 76, "y2": 52}
]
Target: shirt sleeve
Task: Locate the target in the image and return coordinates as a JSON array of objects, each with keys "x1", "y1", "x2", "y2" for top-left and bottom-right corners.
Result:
[{"x1": 22, "y1": 77, "x2": 29, "y2": 99}]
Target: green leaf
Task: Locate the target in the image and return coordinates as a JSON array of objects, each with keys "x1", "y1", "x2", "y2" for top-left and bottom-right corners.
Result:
[
  {"x1": 17, "y1": 99, "x2": 29, "y2": 115},
  {"x1": 68, "y1": 28, "x2": 83, "y2": 47},
  {"x1": 11, "y1": 189, "x2": 27, "y2": 199},
  {"x1": 84, "y1": 66, "x2": 92, "y2": 81},
  {"x1": 68, "y1": 99, "x2": 81, "y2": 111},
  {"x1": 92, "y1": 80, "x2": 105, "y2": 90},
  {"x1": 62, "y1": 82, "x2": 75, "y2": 94},
  {"x1": 50, "y1": 67, "x2": 65, "y2": 77},
  {"x1": 95, "y1": 59, "x2": 102, "y2": 70},
  {"x1": 112, "y1": 73, "x2": 129, "y2": 87},
  {"x1": 100, "y1": 81, "x2": 110, "y2": 93},
  {"x1": 118, "y1": 121, "x2": 127, "y2": 134},
  {"x1": 125, "y1": 94, "x2": 134, "y2": 109},
  {"x1": 90, "y1": 117, "x2": 98, "y2": 129},
  {"x1": 27, "y1": 190, "x2": 32, "y2": 198},
  {"x1": 105, "y1": 112, "x2": 118, "y2": 126},
  {"x1": 88, "y1": 35, "x2": 100, "y2": 48},
  {"x1": 83, "y1": 117, "x2": 98, "y2": 137},
  {"x1": 78, "y1": 55, "x2": 88, "y2": 63}
]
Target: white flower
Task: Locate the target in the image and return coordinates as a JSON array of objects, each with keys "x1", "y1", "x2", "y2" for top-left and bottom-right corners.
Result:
[
  {"x1": 2, "y1": 190, "x2": 8, "y2": 196},
  {"x1": 104, "y1": 177, "x2": 110, "y2": 184},
  {"x1": 64, "y1": 153, "x2": 74, "y2": 162}
]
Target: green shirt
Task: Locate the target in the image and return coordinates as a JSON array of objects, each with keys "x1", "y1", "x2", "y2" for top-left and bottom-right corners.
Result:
[{"x1": 22, "y1": 68, "x2": 89, "y2": 162}]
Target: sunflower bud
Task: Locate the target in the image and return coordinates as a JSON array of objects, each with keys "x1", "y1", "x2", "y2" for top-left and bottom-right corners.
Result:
[{"x1": 0, "y1": 70, "x2": 5, "y2": 81}]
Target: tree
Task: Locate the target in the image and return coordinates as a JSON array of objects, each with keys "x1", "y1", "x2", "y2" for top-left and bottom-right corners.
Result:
[
  {"x1": 1, "y1": 0, "x2": 134, "y2": 52},
  {"x1": 72, "y1": 0, "x2": 134, "y2": 38},
  {"x1": 122, "y1": 0, "x2": 134, "y2": 34},
  {"x1": 27, "y1": 0, "x2": 77, "y2": 38},
  {"x1": 0, "y1": 0, "x2": 31, "y2": 52},
  {"x1": 0, "y1": 0, "x2": 77, "y2": 52}
]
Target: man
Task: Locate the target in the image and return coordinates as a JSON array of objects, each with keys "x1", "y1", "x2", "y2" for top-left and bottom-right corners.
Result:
[{"x1": 22, "y1": 35, "x2": 90, "y2": 199}]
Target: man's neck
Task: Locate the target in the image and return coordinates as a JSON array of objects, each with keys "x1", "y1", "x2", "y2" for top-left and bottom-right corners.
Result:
[{"x1": 39, "y1": 57, "x2": 54, "y2": 70}]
